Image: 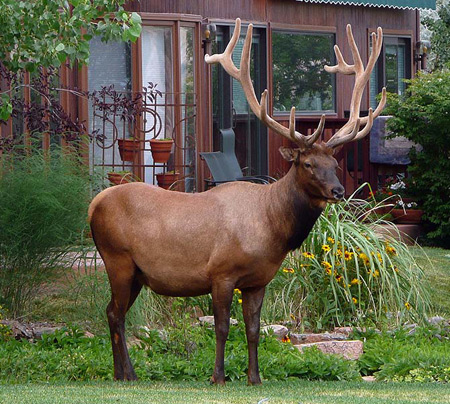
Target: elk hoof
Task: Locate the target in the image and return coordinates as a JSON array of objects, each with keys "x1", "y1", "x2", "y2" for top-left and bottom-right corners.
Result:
[
  {"x1": 247, "y1": 375, "x2": 262, "y2": 385},
  {"x1": 210, "y1": 375, "x2": 226, "y2": 385}
]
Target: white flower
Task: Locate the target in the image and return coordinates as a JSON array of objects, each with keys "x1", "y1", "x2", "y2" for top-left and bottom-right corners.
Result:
[{"x1": 390, "y1": 181, "x2": 406, "y2": 190}]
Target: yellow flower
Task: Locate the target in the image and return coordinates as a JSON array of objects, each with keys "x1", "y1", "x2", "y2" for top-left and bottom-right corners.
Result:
[
  {"x1": 404, "y1": 302, "x2": 411, "y2": 310},
  {"x1": 373, "y1": 270, "x2": 380, "y2": 278},
  {"x1": 238, "y1": 299, "x2": 242, "y2": 304},
  {"x1": 302, "y1": 252, "x2": 315, "y2": 259},
  {"x1": 386, "y1": 245, "x2": 397, "y2": 255},
  {"x1": 281, "y1": 335, "x2": 291, "y2": 343},
  {"x1": 336, "y1": 249, "x2": 343, "y2": 257},
  {"x1": 335, "y1": 274, "x2": 343, "y2": 283},
  {"x1": 350, "y1": 278, "x2": 362, "y2": 285},
  {"x1": 322, "y1": 261, "x2": 332, "y2": 269},
  {"x1": 344, "y1": 250, "x2": 354, "y2": 261},
  {"x1": 234, "y1": 289, "x2": 242, "y2": 295},
  {"x1": 352, "y1": 297, "x2": 358, "y2": 304},
  {"x1": 283, "y1": 267, "x2": 295, "y2": 273},
  {"x1": 359, "y1": 253, "x2": 370, "y2": 265},
  {"x1": 377, "y1": 252, "x2": 383, "y2": 263},
  {"x1": 322, "y1": 244, "x2": 331, "y2": 253},
  {"x1": 327, "y1": 237, "x2": 335, "y2": 244},
  {"x1": 393, "y1": 266, "x2": 399, "y2": 273}
]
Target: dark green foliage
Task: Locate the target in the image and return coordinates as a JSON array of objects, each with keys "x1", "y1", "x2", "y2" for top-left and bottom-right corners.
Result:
[
  {"x1": 0, "y1": 145, "x2": 92, "y2": 315},
  {"x1": 0, "y1": 325, "x2": 360, "y2": 383},
  {"x1": 357, "y1": 325, "x2": 450, "y2": 382},
  {"x1": 423, "y1": 4, "x2": 450, "y2": 71},
  {"x1": 384, "y1": 71, "x2": 450, "y2": 247}
]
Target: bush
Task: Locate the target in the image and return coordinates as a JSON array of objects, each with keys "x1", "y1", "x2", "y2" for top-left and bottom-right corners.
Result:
[
  {"x1": 384, "y1": 71, "x2": 450, "y2": 247},
  {"x1": 263, "y1": 185, "x2": 430, "y2": 330},
  {"x1": 357, "y1": 325, "x2": 450, "y2": 382},
  {"x1": 0, "y1": 144, "x2": 92, "y2": 316},
  {"x1": 0, "y1": 324, "x2": 360, "y2": 383}
]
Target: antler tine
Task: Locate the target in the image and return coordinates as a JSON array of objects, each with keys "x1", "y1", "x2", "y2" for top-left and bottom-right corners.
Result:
[
  {"x1": 204, "y1": 18, "x2": 241, "y2": 80},
  {"x1": 325, "y1": 25, "x2": 384, "y2": 148},
  {"x1": 206, "y1": 18, "x2": 325, "y2": 148}
]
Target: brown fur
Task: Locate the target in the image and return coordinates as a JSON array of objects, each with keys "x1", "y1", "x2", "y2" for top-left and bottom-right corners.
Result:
[{"x1": 89, "y1": 146, "x2": 344, "y2": 384}]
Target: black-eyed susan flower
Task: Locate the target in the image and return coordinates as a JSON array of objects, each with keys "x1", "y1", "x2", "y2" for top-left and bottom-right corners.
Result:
[
  {"x1": 327, "y1": 237, "x2": 335, "y2": 244},
  {"x1": 281, "y1": 335, "x2": 291, "y2": 343},
  {"x1": 322, "y1": 244, "x2": 331, "y2": 253},
  {"x1": 359, "y1": 252, "x2": 370, "y2": 265},
  {"x1": 404, "y1": 302, "x2": 411, "y2": 310},
  {"x1": 335, "y1": 274, "x2": 343, "y2": 283},
  {"x1": 352, "y1": 297, "x2": 358, "y2": 304},
  {"x1": 350, "y1": 278, "x2": 362, "y2": 285},
  {"x1": 302, "y1": 252, "x2": 315, "y2": 259},
  {"x1": 234, "y1": 288, "x2": 242, "y2": 295},
  {"x1": 283, "y1": 267, "x2": 295, "y2": 274},
  {"x1": 386, "y1": 245, "x2": 397, "y2": 255},
  {"x1": 344, "y1": 250, "x2": 354, "y2": 261},
  {"x1": 373, "y1": 269, "x2": 380, "y2": 278},
  {"x1": 393, "y1": 266, "x2": 399, "y2": 273},
  {"x1": 336, "y1": 249, "x2": 343, "y2": 257},
  {"x1": 238, "y1": 298, "x2": 242, "y2": 304}
]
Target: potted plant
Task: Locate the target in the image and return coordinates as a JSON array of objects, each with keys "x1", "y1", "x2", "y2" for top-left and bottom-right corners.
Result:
[
  {"x1": 149, "y1": 137, "x2": 174, "y2": 163},
  {"x1": 107, "y1": 171, "x2": 140, "y2": 186},
  {"x1": 155, "y1": 170, "x2": 179, "y2": 190},
  {"x1": 117, "y1": 137, "x2": 140, "y2": 162},
  {"x1": 391, "y1": 200, "x2": 423, "y2": 224}
]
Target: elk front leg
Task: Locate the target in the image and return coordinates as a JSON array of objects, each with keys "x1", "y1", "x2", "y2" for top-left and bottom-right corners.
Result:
[
  {"x1": 242, "y1": 287, "x2": 265, "y2": 385},
  {"x1": 211, "y1": 281, "x2": 234, "y2": 385}
]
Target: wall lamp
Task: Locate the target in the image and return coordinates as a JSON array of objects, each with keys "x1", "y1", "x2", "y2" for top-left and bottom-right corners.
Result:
[
  {"x1": 415, "y1": 40, "x2": 431, "y2": 69},
  {"x1": 202, "y1": 23, "x2": 217, "y2": 50}
]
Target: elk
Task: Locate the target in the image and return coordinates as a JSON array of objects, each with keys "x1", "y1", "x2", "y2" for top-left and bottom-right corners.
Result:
[{"x1": 88, "y1": 18, "x2": 386, "y2": 385}]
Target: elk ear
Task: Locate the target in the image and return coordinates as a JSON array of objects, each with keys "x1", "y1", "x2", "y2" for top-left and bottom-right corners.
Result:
[{"x1": 279, "y1": 147, "x2": 300, "y2": 163}]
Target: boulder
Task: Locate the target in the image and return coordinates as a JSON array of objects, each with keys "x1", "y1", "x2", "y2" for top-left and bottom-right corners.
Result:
[
  {"x1": 198, "y1": 316, "x2": 238, "y2": 326},
  {"x1": 290, "y1": 332, "x2": 347, "y2": 345},
  {"x1": 261, "y1": 325, "x2": 288, "y2": 339},
  {"x1": 295, "y1": 340, "x2": 363, "y2": 360}
]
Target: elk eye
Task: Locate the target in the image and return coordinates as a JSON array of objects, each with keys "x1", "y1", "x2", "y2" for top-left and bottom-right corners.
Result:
[{"x1": 304, "y1": 162, "x2": 312, "y2": 169}]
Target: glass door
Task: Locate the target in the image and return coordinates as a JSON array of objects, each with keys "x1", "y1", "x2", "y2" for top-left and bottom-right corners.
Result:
[{"x1": 212, "y1": 24, "x2": 268, "y2": 176}]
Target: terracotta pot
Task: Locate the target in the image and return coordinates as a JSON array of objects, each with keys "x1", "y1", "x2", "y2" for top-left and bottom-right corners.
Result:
[
  {"x1": 391, "y1": 209, "x2": 423, "y2": 224},
  {"x1": 156, "y1": 172, "x2": 179, "y2": 190},
  {"x1": 149, "y1": 139, "x2": 174, "y2": 163},
  {"x1": 107, "y1": 172, "x2": 132, "y2": 186},
  {"x1": 117, "y1": 139, "x2": 140, "y2": 162}
]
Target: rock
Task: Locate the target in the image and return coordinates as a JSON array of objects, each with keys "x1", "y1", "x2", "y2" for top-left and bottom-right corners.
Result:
[
  {"x1": 261, "y1": 325, "x2": 288, "y2": 339},
  {"x1": 33, "y1": 326, "x2": 62, "y2": 339},
  {"x1": 198, "y1": 316, "x2": 237, "y2": 326},
  {"x1": 84, "y1": 331, "x2": 95, "y2": 338},
  {"x1": 362, "y1": 375, "x2": 376, "y2": 382},
  {"x1": 290, "y1": 332, "x2": 347, "y2": 345},
  {"x1": 333, "y1": 326, "x2": 354, "y2": 336},
  {"x1": 428, "y1": 316, "x2": 448, "y2": 326},
  {"x1": 295, "y1": 340, "x2": 363, "y2": 360}
]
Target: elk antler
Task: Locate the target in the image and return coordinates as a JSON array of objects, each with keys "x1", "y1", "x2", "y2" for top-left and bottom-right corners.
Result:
[
  {"x1": 205, "y1": 18, "x2": 325, "y2": 148},
  {"x1": 325, "y1": 25, "x2": 386, "y2": 148}
]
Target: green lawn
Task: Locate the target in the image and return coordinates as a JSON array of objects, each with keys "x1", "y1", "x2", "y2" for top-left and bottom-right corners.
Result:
[
  {"x1": 413, "y1": 247, "x2": 450, "y2": 316},
  {"x1": 1, "y1": 380, "x2": 450, "y2": 404}
]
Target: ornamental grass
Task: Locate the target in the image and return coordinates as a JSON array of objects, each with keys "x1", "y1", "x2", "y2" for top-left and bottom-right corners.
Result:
[{"x1": 263, "y1": 184, "x2": 431, "y2": 331}]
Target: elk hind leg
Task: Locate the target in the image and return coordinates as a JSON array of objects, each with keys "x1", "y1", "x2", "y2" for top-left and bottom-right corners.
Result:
[{"x1": 105, "y1": 256, "x2": 142, "y2": 381}]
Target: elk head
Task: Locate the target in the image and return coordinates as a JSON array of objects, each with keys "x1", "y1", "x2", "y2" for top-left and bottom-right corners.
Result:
[{"x1": 205, "y1": 19, "x2": 386, "y2": 203}]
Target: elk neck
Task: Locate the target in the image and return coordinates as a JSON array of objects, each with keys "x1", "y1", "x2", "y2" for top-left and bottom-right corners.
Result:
[{"x1": 266, "y1": 165, "x2": 325, "y2": 253}]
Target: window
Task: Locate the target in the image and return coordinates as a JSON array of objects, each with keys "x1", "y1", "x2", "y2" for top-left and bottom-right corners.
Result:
[
  {"x1": 370, "y1": 36, "x2": 411, "y2": 109},
  {"x1": 272, "y1": 31, "x2": 335, "y2": 113}
]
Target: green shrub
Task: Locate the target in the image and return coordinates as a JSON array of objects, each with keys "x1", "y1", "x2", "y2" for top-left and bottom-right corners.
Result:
[
  {"x1": 263, "y1": 185, "x2": 430, "y2": 330},
  {"x1": 357, "y1": 325, "x2": 450, "y2": 382},
  {"x1": 0, "y1": 324, "x2": 360, "y2": 383},
  {"x1": 384, "y1": 71, "x2": 450, "y2": 247},
  {"x1": 0, "y1": 144, "x2": 92, "y2": 316}
]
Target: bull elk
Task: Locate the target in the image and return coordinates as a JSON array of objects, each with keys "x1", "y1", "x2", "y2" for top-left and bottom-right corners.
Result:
[{"x1": 88, "y1": 18, "x2": 386, "y2": 384}]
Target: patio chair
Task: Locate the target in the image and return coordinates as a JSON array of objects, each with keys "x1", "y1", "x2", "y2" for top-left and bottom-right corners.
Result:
[{"x1": 200, "y1": 128, "x2": 276, "y2": 188}]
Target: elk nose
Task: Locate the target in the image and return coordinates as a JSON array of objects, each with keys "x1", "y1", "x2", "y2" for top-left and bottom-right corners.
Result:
[{"x1": 332, "y1": 186, "x2": 345, "y2": 200}]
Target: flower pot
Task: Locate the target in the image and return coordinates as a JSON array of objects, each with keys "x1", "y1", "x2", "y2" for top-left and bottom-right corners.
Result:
[
  {"x1": 107, "y1": 172, "x2": 133, "y2": 186},
  {"x1": 149, "y1": 139, "x2": 174, "y2": 163},
  {"x1": 156, "y1": 172, "x2": 179, "y2": 190},
  {"x1": 118, "y1": 139, "x2": 140, "y2": 162},
  {"x1": 391, "y1": 209, "x2": 423, "y2": 224}
]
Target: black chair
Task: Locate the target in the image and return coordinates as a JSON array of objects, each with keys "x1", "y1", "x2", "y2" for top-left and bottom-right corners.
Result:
[{"x1": 200, "y1": 128, "x2": 276, "y2": 188}]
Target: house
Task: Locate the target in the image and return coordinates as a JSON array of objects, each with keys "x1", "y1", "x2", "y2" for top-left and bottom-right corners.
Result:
[{"x1": 1, "y1": 0, "x2": 436, "y2": 193}]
